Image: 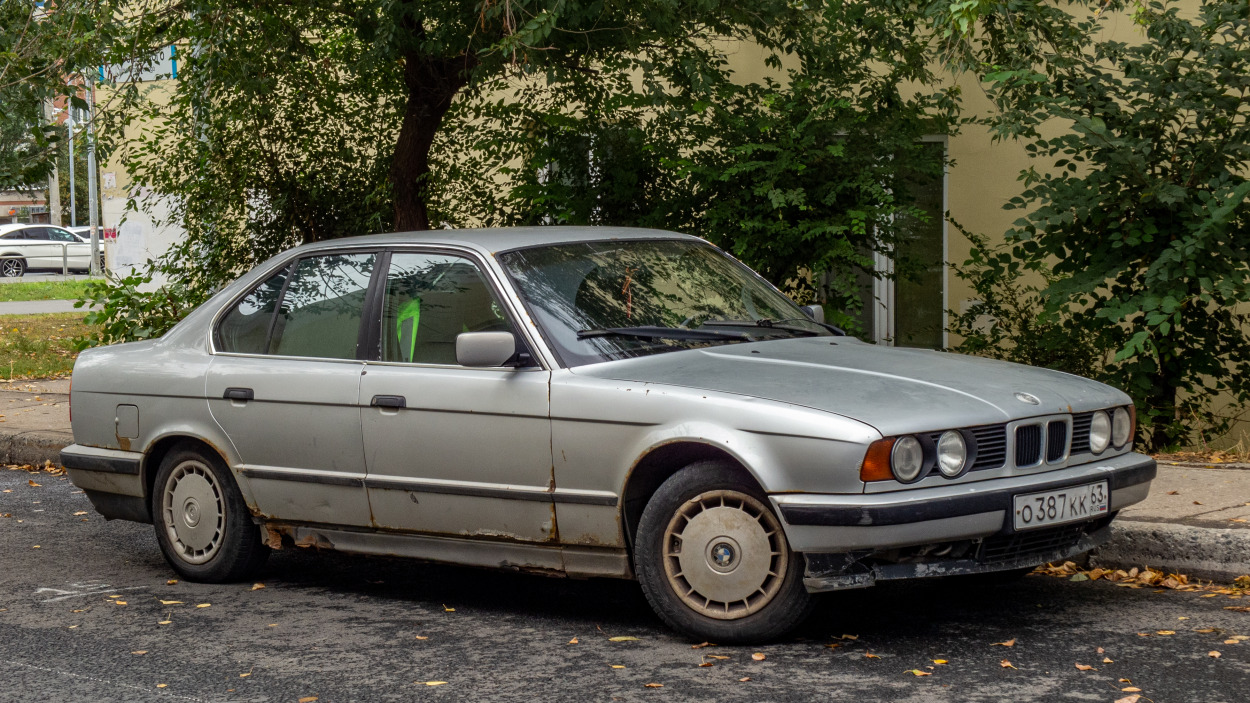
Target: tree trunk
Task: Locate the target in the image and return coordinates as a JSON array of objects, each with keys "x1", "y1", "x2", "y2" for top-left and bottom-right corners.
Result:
[{"x1": 390, "y1": 48, "x2": 475, "y2": 231}]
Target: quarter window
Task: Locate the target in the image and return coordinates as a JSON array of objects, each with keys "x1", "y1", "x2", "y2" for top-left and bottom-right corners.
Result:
[
  {"x1": 381, "y1": 252, "x2": 512, "y2": 365},
  {"x1": 217, "y1": 267, "x2": 289, "y2": 354}
]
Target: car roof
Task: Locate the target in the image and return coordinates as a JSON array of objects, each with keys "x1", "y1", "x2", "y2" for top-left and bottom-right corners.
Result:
[
  {"x1": 0, "y1": 223, "x2": 31, "y2": 234},
  {"x1": 293, "y1": 226, "x2": 702, "y2": 257}
]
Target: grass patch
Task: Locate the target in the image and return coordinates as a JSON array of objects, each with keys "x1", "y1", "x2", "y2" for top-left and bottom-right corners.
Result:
[
  {"x1": 0, "y1": 279, "x2": 95, "y2": 302},
  {"x1": 0, "y1": 312, "x2": 94, "y2": 380}
]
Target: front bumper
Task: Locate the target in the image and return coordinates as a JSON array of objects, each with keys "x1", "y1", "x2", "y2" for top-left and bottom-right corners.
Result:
[{"x1": 769, "y1": 452, "x2": 1154, "y2": 590}]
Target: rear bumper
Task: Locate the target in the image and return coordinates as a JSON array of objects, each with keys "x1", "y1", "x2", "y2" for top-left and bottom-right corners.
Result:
[
  {"x1": 61, "y1": 444, "x2": 150, "y2": 522},
  {"x1": 771, "y1": 452, "x2": 1154, "y2": 554}
]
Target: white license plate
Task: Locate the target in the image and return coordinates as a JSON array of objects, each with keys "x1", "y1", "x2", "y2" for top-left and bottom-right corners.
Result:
[{"x1": 1013, "y1": 481, "x2": 1108, "y2": 531}]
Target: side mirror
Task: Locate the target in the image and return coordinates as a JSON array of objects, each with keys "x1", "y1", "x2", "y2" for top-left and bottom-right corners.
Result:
[
  {"x1": 800, "y1": 304, "x2": 825, "y2": 325},
  {"x1": 456, "y1": 331, "x2": 519, "y2": 368}
]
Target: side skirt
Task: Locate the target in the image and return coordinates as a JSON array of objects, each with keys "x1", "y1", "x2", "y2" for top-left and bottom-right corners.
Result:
[{"x1": 261, "y1": 521, "x2": 633, "y2": 580}]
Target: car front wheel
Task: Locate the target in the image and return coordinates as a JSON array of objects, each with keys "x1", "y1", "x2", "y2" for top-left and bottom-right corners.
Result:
[
  {"x1": 634, "y1": 461, "x2": 812, "y2": 643},
  {"x1": 152, "y1": 443, "x2": 268, "y2": 582},
  {"x1": 1, "y1": 257, "x2": 25, "y2": 277}
]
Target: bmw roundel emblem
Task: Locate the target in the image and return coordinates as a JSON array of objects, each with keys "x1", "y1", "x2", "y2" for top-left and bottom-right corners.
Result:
[{"x1": 1014, "y1": 392, "x2": 1041, "y2": 405}]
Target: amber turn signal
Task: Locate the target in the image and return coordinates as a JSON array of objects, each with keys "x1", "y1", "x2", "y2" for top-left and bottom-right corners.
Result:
[{"x1": 860, "y1": 437, "x2": 897, "y2": 482}]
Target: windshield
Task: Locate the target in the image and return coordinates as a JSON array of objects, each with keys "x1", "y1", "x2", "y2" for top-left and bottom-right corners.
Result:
[{"x1": 497, "y1": 238, "x2": 830, "y2": 367}]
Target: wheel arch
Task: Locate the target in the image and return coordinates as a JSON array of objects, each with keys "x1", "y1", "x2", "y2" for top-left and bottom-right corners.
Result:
[
  {"x1": 142, "y1": 434, "x2": 235, "y2": 520},
  {"x1": 620, "y1": 440, "x2": 761, "y2": 553}
]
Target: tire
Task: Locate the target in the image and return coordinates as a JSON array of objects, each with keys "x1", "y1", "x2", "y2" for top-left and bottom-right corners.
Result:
[
  {"x1": 1, "y1": 257, "x2": 25, "y2": 277},
  {"x1": 151, "y1": 443, "x2": 268, "y2": 582},
  {"x1": 634, "y1": 461, "x2": 813, "y2": 644}
]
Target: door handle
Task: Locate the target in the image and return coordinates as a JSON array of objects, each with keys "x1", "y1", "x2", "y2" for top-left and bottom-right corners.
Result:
[
  {"x1": 371, "y1": 395, "x2": 406, "y2": 409},
  {"x1": 223, "y1": 387, "x2": 254, "y2": 401}
]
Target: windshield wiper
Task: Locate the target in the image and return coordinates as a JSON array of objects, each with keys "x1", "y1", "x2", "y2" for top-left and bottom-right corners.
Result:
[
  {"x1": 698, "y1": 318, "x2": 830, "y2": 337},
  {"x1": 577, "y1": 326, "x2": 750, "y2": 342}
]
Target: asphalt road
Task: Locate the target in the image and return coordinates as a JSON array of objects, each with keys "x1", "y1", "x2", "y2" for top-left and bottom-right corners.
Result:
[{"x1": 2, "y1": 468, "x2": 1248, "y2": 703}]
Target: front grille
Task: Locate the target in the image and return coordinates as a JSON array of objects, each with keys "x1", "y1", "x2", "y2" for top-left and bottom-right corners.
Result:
[
  {"x1": 1046, "y1": 420, "x2": 1068, "y2": 462},
  {"x1": 970, "y1": 424, "x2": 1007, "y2": 471},
  {"x1": 980, "y1": 523, "x2": 1087, "y2": 565},
  {"x1": 1071, "y1": 412, "x2": 1093, "y2": 454},
  {"x1": 1016, "y1": 424, "x2": 1043, "y2": 467}
]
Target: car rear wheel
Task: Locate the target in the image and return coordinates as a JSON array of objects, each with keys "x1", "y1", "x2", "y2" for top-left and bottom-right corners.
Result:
[
  {"x1": 1, "y1": 257, "x2": 25, "y2": 277},
  {"x1": 152, "y1": 443, "x2": 268, "y2": 582},
  {"x1": 634, "y1": 461, "x2": 812, "y2": 643}
]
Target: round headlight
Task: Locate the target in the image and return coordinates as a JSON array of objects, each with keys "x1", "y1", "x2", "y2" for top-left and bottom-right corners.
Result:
[
  {"x1": 891, "y1": 435, "x2": 926, "y2": 483},
  {"x1": 936, "y1": 430, "x2": 968, "y2": 477},
  {"x1": 1089, "y1": 410, "x2": 1111, "y2": 454},
  {"x1": 1112, "y1": 407, "x2": 1132, "y2": 448}
]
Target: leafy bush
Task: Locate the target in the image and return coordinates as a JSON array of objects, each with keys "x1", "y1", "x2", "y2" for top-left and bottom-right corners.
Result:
[{"x1": 74, "y1": 263, "x2": 207, "y2": 349}]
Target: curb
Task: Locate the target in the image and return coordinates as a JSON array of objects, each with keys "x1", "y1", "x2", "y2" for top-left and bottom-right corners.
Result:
[
  {"x1": 0, "y1": 430, "x2": 70, "y2": 468},
  {"x1": 1089, "y1": 521, "x2": 1250, "y2": 583}
]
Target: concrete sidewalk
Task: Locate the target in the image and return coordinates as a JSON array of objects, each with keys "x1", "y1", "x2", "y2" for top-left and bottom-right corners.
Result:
[
  {"x1": 1, "y1": 377, "x2": 1247, "y2": 582},
  {"x1": 0, "y1": 299, "x2": 87, "y2": 315}
]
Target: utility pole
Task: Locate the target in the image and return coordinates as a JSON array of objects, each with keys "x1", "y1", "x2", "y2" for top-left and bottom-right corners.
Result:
[
  {"x1": 45, "y1": 100, "x2": 61, "y2": 225},
  {"x1": 86, "y1": 77, "x2": 100, "y2": 275},
  {"x1": 68, "y1": 106, "x2": 76, "y2": 227}
]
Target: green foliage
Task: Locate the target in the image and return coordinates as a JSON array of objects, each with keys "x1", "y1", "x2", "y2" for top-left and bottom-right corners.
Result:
[
  {"x1": 0, "y1": 0, "x2": 115, "y2": 189},
  {"x1": 951, "y1": 0, "x2": 1250, "y2": 449},
  {"x1": 74, "y1": 265, "x2": 207, "y2": 348},
  {"x1": 947, "y1": 226, "x2": 1111, "y2": 380}
]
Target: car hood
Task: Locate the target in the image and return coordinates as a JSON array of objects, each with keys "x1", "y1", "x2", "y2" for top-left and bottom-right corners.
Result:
[{"x1": 571, "y1": 337, "x2": 1128, "y2": 436}]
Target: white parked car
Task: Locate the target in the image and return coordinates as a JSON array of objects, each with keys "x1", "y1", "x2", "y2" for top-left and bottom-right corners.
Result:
[{"x1": 0, "y1": 223, "x2": 99, "y2": 276}]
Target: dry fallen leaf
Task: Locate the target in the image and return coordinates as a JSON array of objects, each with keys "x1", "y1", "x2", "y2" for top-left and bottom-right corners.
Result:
[
  {"x1": 611, "y1": 665, "x2": 625, "y2": 669},
  {"x1": 72, "y1": 511, "x2": 87, "y2": 516},
  {"x1": 751, "y1": 653, "x2": 766, "y2": 661},
  {"x1": 1194, "y1": 628, "x2": 1217, "y2": 633},
  {"x1": 195, "y1": 603, "x2": 210, "y2": 609},
  {"x1": 691, "y1": 641, "x2": 712, "y2": 649},
  {"x1": 131, "y1": 651, "x2": 147, "y2": 655},
  {"x1": 824, "y1": 643, "x2": 843, "y2": 649},
  {"x1": 644, "y1": 683, "x2": 664, "y2": 688},
  {"x1": 933, "y1": 659, "x2": 948, "y2": 665},
  {"x1": 28, "y1": 480, "x2": 40, "y2": 487},
  {"x1": 442, "y1": 604, "x2": 455, "y2": 612},
  {"x1": 698, "y1": 662, "x2": 713, "y2": 668},
  {"x1": 1209, "y1": 651, "x2": 1222, "y2": 658},
  {"x1": 906, "y1": 669, "x2": 932, "y2": 677},
  {"x1": 567, "y1": 637, "x2": 578, "y2": 644},
  {"x1": 1121, "y1": 687, "x2": 1141, "y2": 692},
  {"x1": 1000, "y1": 660, "x2": 1016, "y2": 669},
  {"x1": 250, "y1": 583, "x2": 265, "y2": 591},
  {"x1": 1167, "y1": 490, "x2": 1179, "y2": 495},
  {"x1": 992, "y1": 638, "x2": 1016, "y2": 647},
  {"x1": 239, "y1": 673, "x2": 251, "y2": 678},
  {"x1": 1156, "y1": 630, "x2": 1175, "y2": 635},
  {"x1": 840, "y1": 634, "x2": 859, "y2": 640},
  {"x1": 706, "y1": 655, "x2": 730, "y2": 660},
  {"x1": 424, "y1": 682, "x2": 447, "y2": 687},
  {"x1": 115, "y1": 601, "x2": 127, "y2": 606},
  {"x1": 159, "y1": 600, "x2": 182, "y2": 605},
  {"x1": 157, "y1": 620, "x2": 172, "y2": 625},
  {"x1": 1223, "y1": 639, "x2": 1238, "y2": 645},
  {"x1": 865, "y1": 653, "x2": 880, "y2": 659},
  {"x1": 1096, "y1": 647, "x2": 1105, "y2": 653},
  {"x1": 609, "y1": 636, "x2": 640, "y2": 642},
  {"x1": 298, "y1": 697, "x2": 318, "y2": 702},
  {"x1": 414, "y1": 636, "x2": 429, "y2": 640},
  {"x1": 1116, "y1": 695, "x2": 1141, "y2": 703},
  {"x1": 166, "y1": 579, "x2": 177, "y2": 585},
  {"x1": 156, "y1": 684, "x2": 167, "y2": 689},
  {"x1": 738, "y1": 677, "x2": 751, "y2": 682},
  {"x1": 1193, "y1": 501, "x2": 1203, "y2": 505},
  {"x1": 1075, "y1": 663, "x2": 1095, "y2": 671},
  {"x1": 1103, "y1": 657, "x2": 1114, "y2": 663}
]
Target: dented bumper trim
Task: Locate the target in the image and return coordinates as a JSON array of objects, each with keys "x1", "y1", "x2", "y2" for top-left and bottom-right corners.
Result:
[{"x1": 60, "y1": 444, "x2": 142, "y2": 475}]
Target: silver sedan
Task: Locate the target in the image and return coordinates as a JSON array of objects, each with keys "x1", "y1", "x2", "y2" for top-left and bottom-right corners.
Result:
[{"x1": 62, "y1": 227, "x2": 1154, "y2": 642}]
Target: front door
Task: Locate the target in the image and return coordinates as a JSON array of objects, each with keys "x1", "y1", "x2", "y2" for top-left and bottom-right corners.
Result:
[
  {"x1": 358, "y1": 250, "x2": 555, "y2": 543},
  {"x1": 207, "y1": 251, "x2": 378, "y2": 527}
]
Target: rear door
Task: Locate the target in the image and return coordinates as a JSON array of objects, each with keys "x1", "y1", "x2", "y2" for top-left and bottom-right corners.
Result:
[{"x1": 207, "y1": 251, "x2": 379, "y2": 527}]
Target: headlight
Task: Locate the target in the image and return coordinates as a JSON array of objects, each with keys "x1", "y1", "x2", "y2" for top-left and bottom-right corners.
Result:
[
  {"x1": 891, "y1": 435, "x2": 926, "y2": 483},
  {"x1": 1089, "y1": 410, "x2": 1111, "y2": 454},
  {"x1": 936, "y1": 430, "x2": 968, "y2": 477},
  {"x1": 1112, "y1": 407, "x2": 1132, "y2": 448}
]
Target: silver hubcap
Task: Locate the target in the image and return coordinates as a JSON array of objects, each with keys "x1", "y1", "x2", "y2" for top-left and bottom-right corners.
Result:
[
  {"x1": 162, "y1": 460, "x2": 225, "y2": 565},
  {"x1": 1, "y1": 260, "x2": 20, "y2": 276},
  {"x1": 662, "y1": 490, "x2": 788, "y2": 620}
]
